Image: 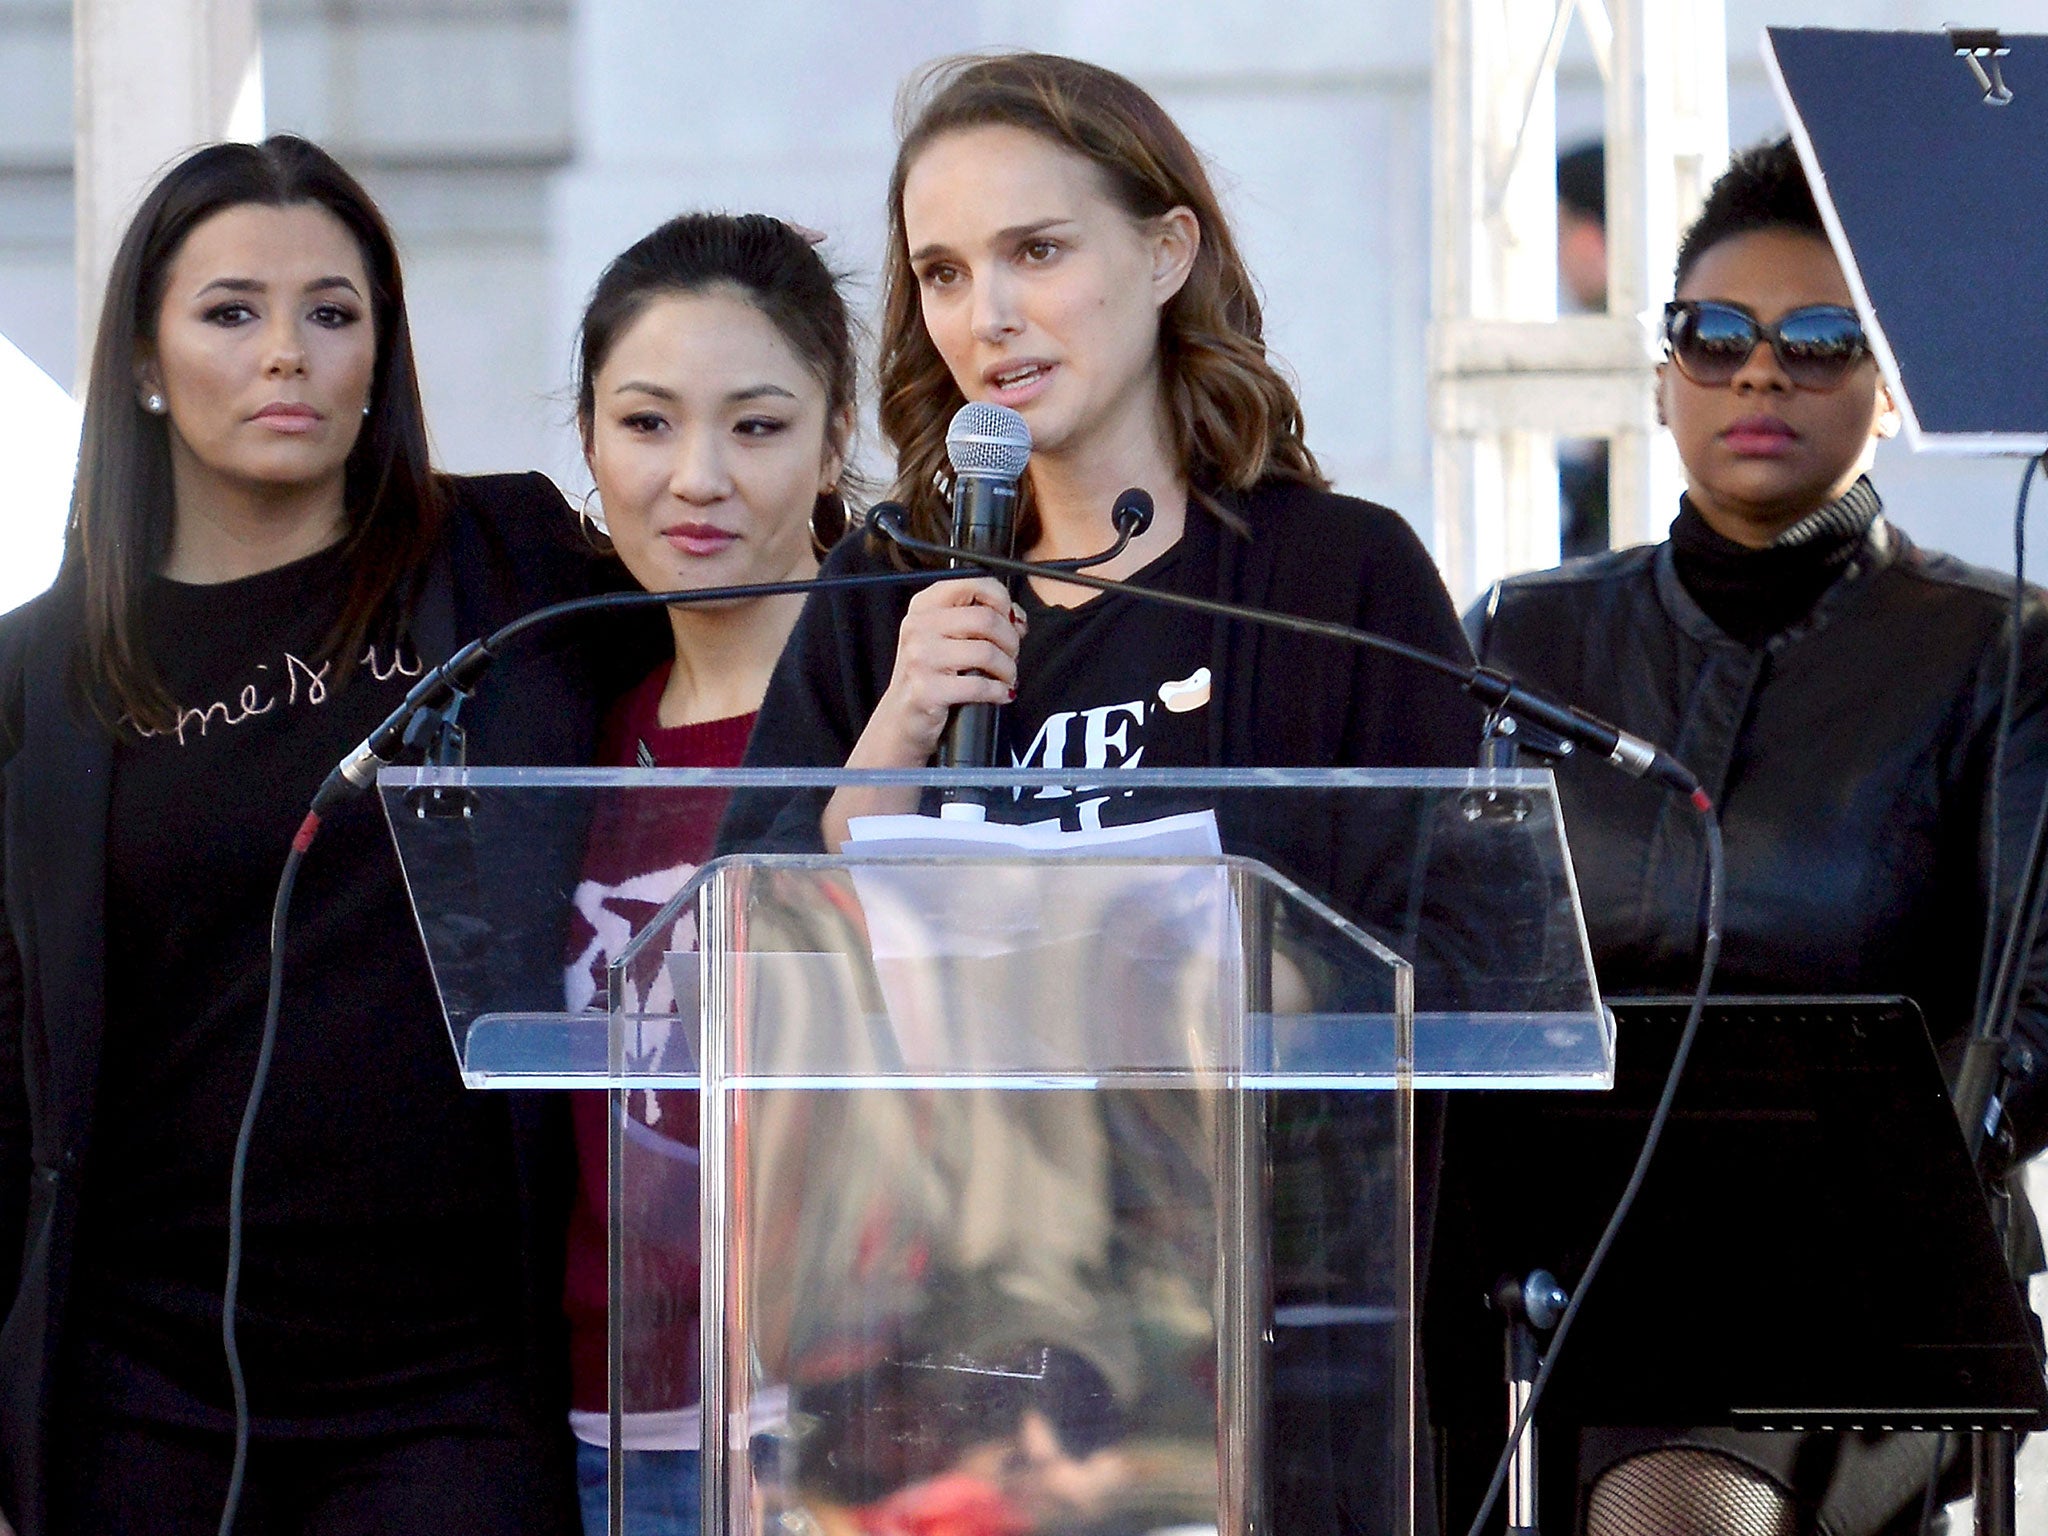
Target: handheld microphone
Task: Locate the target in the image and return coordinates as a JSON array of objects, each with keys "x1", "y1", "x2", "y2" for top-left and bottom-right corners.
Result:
[{"x1": 936, "y1": 403, "x2": 1032, "y2": 814}]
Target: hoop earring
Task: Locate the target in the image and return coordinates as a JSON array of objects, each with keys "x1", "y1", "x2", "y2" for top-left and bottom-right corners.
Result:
[
  {"x1": 811, "y1": 487, "x2": 844, "y2": 557},
  {"x1": 576, "y1": 486, "x2": 611, "y2": 549}
]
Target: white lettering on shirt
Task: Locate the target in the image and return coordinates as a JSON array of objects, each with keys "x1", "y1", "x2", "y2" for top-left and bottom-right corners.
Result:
[{"x1": 127, "y1": 644, "x2": 424, "y2": 746}]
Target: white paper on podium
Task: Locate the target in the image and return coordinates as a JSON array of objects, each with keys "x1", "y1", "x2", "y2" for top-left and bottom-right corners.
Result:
[
  {"x1": 842, "y1": 808, "x2": 1222, "y2": 960},
  {"x1": 844, "y1": 806, "x2": 1222, "y2": 861},
  {"x1": 840, "y1": 809, "x2": 1233, "y2": 1077}
]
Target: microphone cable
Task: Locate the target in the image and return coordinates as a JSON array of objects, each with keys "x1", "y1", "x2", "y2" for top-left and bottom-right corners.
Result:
[
  {"x1": 215, "y1": 814, "x2": 318, "y2": 1536},
  {"x1": 1959, "y1": 450, "x2": 2048, "y2": 1160},
  {"x1": 1460, "y1": 805, "x2": 1724, "y2": 1536}
]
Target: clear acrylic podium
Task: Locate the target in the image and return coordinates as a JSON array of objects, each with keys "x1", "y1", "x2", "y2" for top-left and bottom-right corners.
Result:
[{"x1": 381, "y1": 766, "x2": 1609, "y2": 1536}]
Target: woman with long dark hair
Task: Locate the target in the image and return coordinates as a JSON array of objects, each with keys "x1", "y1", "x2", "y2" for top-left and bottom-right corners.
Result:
[
  {"x1": 0, "y1": 135, "x2": 637, "y2": 1535},
  {"x1": 557, "y1": 210, "x2": 858, "y2": 1536}
]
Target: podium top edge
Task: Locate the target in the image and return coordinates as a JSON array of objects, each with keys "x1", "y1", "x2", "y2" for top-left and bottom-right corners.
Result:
[{"x1": 378, "y1": 765, "x2": 1559, "y2": 790}]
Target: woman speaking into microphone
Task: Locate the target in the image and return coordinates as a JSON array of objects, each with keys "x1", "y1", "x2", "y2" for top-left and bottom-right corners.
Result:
[
  {"x1": 726, "y1": 49, "x2": 1481, "y2": 1535},
  {"x1": 733, "y1": 50, "x2": 1477, "y2": 838}
]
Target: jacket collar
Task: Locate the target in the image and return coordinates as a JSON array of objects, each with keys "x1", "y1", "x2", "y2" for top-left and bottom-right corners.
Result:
[{"x1": 1653, "y1": 510, "x2": 1896, "y2": 652}]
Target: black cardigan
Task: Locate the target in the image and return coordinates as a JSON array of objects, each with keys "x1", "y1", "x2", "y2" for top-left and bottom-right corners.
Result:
[
  {"x1": 0, "y1": 472, "x2": 654, "y2": 1535},
  {"x1": 728, "y1": 479, "x2": 1485, "y2": 847}
]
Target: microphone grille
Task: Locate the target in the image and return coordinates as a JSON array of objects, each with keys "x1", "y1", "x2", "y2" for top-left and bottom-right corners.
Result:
[{"x1": 945, "y1": 402, "x2": 1032, "y2": 479}]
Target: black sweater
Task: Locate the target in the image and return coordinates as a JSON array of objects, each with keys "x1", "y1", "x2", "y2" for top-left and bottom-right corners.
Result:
[
  {"x1": 0, "y1": 472, "x2": 661, "y2": 1535},
  {"x1": 728, "y1": 479, "x2": 1485, "y2": 849}
]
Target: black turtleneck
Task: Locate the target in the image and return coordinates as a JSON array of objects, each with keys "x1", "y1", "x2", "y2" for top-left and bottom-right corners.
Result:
[{"x1": 1669, "y1": 476, "x2": 1882, "y2": 646}]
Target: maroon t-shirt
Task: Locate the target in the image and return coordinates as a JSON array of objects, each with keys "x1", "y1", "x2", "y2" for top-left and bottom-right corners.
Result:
[{"x1": 563, "y1": 662, "x2": 754, "y2": 1413}]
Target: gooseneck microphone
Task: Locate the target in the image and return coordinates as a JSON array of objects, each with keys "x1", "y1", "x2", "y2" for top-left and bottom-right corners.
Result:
[
  {"x1": 935, "y1": 403, "x2": 1032, "y2": 815},
  {"x1": 867, "y1": 505, "x2": 1705, "y2": 805}
]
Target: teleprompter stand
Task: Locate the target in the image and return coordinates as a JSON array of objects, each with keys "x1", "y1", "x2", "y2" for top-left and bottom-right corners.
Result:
[{"x1": 1428, "y1": 997, "x2": 2048, "y2": 1536}]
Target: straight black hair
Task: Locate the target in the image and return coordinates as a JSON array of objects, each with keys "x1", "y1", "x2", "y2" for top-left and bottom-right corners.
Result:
[
  {"x1": 575, "y1": 212, "x2": 861, "y2": 548},
  {"x1": 71, "y1": 133, "x2": 442, "y2": 732}
]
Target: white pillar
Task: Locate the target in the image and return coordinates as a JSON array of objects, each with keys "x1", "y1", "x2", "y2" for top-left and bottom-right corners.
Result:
[
  {"x1": 1603, "y1": 0, "x2": 1725, "y2": 550},
  {"x1": 73, "y1": 0, "x2": 261, "y2": 390}
]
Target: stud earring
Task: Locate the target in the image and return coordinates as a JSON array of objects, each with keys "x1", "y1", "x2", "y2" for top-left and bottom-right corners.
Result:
[
  {"x1": 361, "y1": 402, "x2": 371, "y2": 418},
  {"x1": 144, "y1": 393, "x2": 166, "y2": 415}
]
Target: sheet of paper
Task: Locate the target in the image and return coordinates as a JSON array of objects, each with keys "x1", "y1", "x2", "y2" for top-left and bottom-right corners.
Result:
[
  {"x1": 838, "y1": 809, "x2": 1238, "y2": 1076},
  {"x1": 845, "y1": 806, "x2": 1223, "y2": 859}
]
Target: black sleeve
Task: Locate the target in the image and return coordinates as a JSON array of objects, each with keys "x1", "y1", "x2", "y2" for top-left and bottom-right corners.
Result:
[
  {"x1": 1979, "y1": 587, "x2": 2048, "y2": 1156},
  {"x1": 719, "y1": 533, "x2": 910, "y2": 854},
  {"x1": 1340, "y1": 506, "x2": 1484, "y2": 770},
  {"x1": 444, "y1": 470, "x2": 668, "y2": 697}
]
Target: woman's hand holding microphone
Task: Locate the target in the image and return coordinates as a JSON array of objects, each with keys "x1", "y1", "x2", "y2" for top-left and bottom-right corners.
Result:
[{"x1": 822, "y1": 577, "x2": 1025, "y2": 849}]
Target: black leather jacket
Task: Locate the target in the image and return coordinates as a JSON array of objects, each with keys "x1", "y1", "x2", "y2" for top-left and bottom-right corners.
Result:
[{"x1": 1472, "y1": 512, "x2": 2048, "y2": 1153}]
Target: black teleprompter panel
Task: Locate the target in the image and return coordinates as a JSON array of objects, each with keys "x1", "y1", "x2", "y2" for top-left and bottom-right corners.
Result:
[{"x1": 1426, "y1": 997, "x2": 2048, "y2": 1432}]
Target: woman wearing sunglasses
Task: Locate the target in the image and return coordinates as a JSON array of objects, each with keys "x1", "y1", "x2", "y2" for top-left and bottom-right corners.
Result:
[{"x1": 1468, "y1": 138, "x2": 2048, "y2": 1535}]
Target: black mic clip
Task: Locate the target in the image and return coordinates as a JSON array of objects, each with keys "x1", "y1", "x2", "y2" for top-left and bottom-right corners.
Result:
[
  {"x1": 398, "y1": 686, "x2": 475, "y2": 821},
  {"x1": 1466, "y1": 667, "x2": 1705, "y2": 805},
  {"x1": 313, "y1": 638, "x2": 495, "y2": 817},
  {"x1": 1109, "y1": 487, "x2": 1154, "y2": 541}
]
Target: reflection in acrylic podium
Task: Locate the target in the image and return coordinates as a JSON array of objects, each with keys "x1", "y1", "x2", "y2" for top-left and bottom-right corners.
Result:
[{"x1": 381, "y1": 765, "x2": 1611, "y2": 1536}]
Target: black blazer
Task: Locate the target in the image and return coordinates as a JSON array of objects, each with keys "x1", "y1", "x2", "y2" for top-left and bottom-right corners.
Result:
[{"x1": 0, "y1": 472, "x2": 652, "y2": 1534}]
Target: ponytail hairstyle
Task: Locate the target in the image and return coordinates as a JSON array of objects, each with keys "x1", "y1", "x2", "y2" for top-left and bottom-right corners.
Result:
[
  {"x1": 878, "y1": 51, "x2": 1326, "y2": 554},
  {"x1": 575, "y1": 212, "x2": 862, "y2": 553},
  {"x1": 71, "y1": 133, "x2": 442, "y2": 733}
]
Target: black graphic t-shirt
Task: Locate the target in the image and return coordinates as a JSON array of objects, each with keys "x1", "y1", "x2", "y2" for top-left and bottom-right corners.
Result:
[
  {"x1": 78, "y1": 540, "x2": 523, "y2": 1429},
  {"x1": 1000, "y1": 517, "x2": 1212, "y2": 831}
]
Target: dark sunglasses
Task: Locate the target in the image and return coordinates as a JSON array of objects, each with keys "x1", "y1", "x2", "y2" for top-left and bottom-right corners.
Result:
[{"x1": 1661, "y1": 300, "x2": 1869, "y2": 391}]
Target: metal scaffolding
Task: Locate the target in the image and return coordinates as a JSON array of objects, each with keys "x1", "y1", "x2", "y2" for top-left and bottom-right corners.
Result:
[{"x1": 1430, "y1": 0, "x2": 1727, "y2": 604}]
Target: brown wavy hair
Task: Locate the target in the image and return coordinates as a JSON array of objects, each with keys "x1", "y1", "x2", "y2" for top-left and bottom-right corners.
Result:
[
  {"x1": 70, "y1": 135, "x2": 443, "y2": 733},
  {"x1": 878, "y1": 52, "x2": 1326, "y2": 556}
]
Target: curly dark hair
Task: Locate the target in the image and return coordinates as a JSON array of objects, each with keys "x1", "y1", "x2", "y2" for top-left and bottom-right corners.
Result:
[{"x1": 1674, "y1": 136, "x2": 1828, "y2": 290}]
